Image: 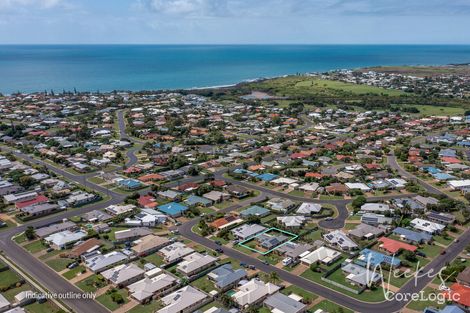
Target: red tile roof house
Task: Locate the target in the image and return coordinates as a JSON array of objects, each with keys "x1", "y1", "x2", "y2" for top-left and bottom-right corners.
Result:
[
  {"x1": 210, "y1": 180, "x2": 227, "y2": 188},
  {"x1": 378, "y1": 237, "x2": 417, "y2": 255},
  {"x1": 443, "y1": 283, "x2": 470, "y2": 309},
  {"x1": 441, "y1": 157, "x2": 462, "y2": 164},
  {"x1": 15, "y1": 195, "x2": 49, "y2": 210},
  {"x1": 138, "y1": 195, "x2": 158, "y2": 209},
  {"x1": 176, "y1": 182, "x2": 200, "y2": 192},
  {"x1": 138, "y1": 173, "x2": 165, "y2": 182}
]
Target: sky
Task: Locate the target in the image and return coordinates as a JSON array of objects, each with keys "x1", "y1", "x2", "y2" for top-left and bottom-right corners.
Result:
[{"x1": 0, "y1": 0, "x2": 469, "y2": 44}]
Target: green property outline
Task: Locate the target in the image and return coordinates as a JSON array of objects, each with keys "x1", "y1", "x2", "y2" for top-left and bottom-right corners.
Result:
[{"x1": 237, "y1": 227, "x2": 299, "y2": 255}]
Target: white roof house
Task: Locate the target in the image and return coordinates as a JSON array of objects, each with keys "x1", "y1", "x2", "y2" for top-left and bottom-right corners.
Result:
[
  {"x1": 296, "y1": 202, "x2": 322, "y2": 215},
  {"x1": 410, "y1": 218, "x2": 445, "y2": 234},
  {"x1": 84, "y1": 251, "x2": 128, "y2": 273},
  {"x1": 323, "y1": 230, "x2": 358, "y2": 251},
  {"x1": 360, "y1": 203, "x2": 391, "y2": 213},
  {"x1": 176, "y1": 252, "x2": 218, "y2": 276},
  {"x1": 300, "y1": 246, "x2": 341, "y2": 265},
  {"x1": 276, "y1": 216, "x2": 306, "y2": 228},
  {"x1": 232, "y1": 278, "x2": 280, "y2": 307},
  {"x1": 101, "y1": 263, "x2": 144, "y2": 286},
  {"x1": 128, "y1": 272, "x2": 178, "y2": 303},
  {"x1": 231, "y1": 224, "x2": 267, "y2": 240},
  {"x1": 158, "y1": 242, "x2": 195, "y2": 263},
  {"x1": 386, "y1": 178, "x2": 407, "y2": 189},
  {"x1": 157, "y1": 286, "x2": 208, "y2": 313},
  {"x1": 44, "y1": 230, "x2": 87, "y2": 250},
  {"x1": 345, "y1": 183, "x2": 371, "y2": 192},
  {"x1": 447, "y1": 179, "x2": 470, "y2": 190}
]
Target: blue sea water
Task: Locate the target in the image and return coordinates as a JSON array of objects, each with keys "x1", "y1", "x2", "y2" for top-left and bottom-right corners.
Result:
[{"x1": 0, "y1": 45, "x2": 469, "y2": 93}]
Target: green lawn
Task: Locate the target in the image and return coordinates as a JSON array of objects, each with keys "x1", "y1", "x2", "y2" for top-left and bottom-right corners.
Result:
[
  {"x1": 62, "y1": 266, "x2": 86, "y2": 280},
  {"x1": 38, "y1": 249, "x2": 63, "y2": 260},
  {"x1": 280, "y1": 285, "x2": 318, "y2": 303},
  {"x1": 418, "y1": 244, "x2": 443, "y2": 258},
  {"x1": 191, "y1": 276, "x2": 217, "y2": 294},
  {"x1": 24, "y1": 300, "x2": 63, "y2": 313},
  {"x1": 0, "y1": 270, "x2": 22, "y2": 289},
  {"x1": 76, "y1": 274, "x2": 107, "y2": 292},
  {"x1": 23, "y1": 240, "x2": 47, "y2": 253},
  {"x1": 96, "y1": 289, "x2": 129, "y2": 311},
  {"x1": 2, "y1": 283, "x2": 31, "y2": 302},
  {"x1": 45, "y1": 258, "x2": 75, "y2": 272},
  {"x1": 128, "y1": 300, "x2": 164, "y2": 313},
  {"x1": 141, "y1": 253, "x2": 165, "y2": 267},
  {"x1": 406, "y1": 287, "x2": 445, "y2": 311},
  {"x1": 311, "y1": 300, "x2": 353, "y2": 313},
  {"x1": 399, "y1": 104, "x2": 465, "y2": 116},
  {"x1": 13, "y1": 233, "x2": 28, "y2": 244},
  {"x1": 295, "y1": 78, "x2": 405, "y2": 96},
  {"x1": 433, "y1": 235, "x2": 453, "y2": 246},
  {"x1": 258, "y1": 253, "x2": 282, "y2": 265}
]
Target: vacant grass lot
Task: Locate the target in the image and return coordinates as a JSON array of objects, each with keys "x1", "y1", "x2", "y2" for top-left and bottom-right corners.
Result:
[
  {"x1": 311, "y1": 300, "x2": 353, "y2": 313},
  {"x1": 96, "y1": 289, "x2": 129, "y2": 311},
  {"x1": 23, "y1": 240, "x2": 47, "y2": 253},
  {"x1": 0, "y1": 270, "x2": 22, "y2": 289},
  {"x1": 46, "y1": 258, "x2": 75, "y2": 272}
]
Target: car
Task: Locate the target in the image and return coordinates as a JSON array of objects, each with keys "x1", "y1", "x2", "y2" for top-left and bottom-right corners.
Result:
[
  {"x1": 240, "y1": 262, "x2": 247, "y2": 268},
  {"x1": 262, "y1": 261, "x2": 269, "y2": 266},
  {"x1": 46, "y1": 247, "x2": 54, "y2": 253},
  {"x1": 215, "y1": 248, "x2": 223, "y2": 253},
  {"x1": 440, "y1": 250, "x2": 446, "y2": 255},
  {"x1": 67, "y1": 262, "x2": 79, "y2": 269},
  {"x1": 416, "y1": 251, "x2": 426, "y2": 257},
  {"x1": 215, "y1": 241, "x2": 222, "y2": 246},
  {"x1": 325, "y1": 217, "x2": 333, "y2": 221},
  {"x1": 248, "y1": 265, "x2": 256, "y2": 270}
]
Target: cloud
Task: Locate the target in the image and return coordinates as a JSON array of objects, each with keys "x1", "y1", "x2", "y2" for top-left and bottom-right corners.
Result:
[
  {"x1": 140, "y1": 0, "x2": 470, "y2": 18},
  {"x1": 0, "y1": 0, "x2": 64, "y2": 10}
]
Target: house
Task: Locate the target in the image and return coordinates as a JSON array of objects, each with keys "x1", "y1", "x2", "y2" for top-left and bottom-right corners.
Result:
[
  {"x1": 256, "y1": 233, "x2": 289, "y2": 250},
  {"x1": 0, "y1": 181, "x2": 23, "y2": 196},
  {"x1": 21, "y1": 203, "x2": 62, "y2": 217},
  {"x1": 392, "y1": 227, "x2": 432, "y2": 244},
  {"x1": 410, "y1": 218, "x2": 445, "y2": 234},
  {"x1": 158, "y1": 202, "x2": 188, "y2": 217},
  {"x1": 414, "y1": 195, "x2": 439, "y2": 207},
  {"x1": 157, "y1": 286, "x2": 209, "y2": 313},
  {"x1": 0, "y1": 294, "x2": 11, "y2": 313},
  {"x1": 176, "y1": 252, "x2": 218, "y2": 277},
  {"x1": 361, "y1": 213, "x2": 393, "y2": 226},
  {"x1": 44, "y1": 230, "x2": 87, "y2": 250},
  {"x1": 184, "y1": 195, "x2": 213, "y2": 207},
  {"x1": 385, "y1": 178, "x2": 407, "y2": 189},
  {"x1": 359, "y1": 203, "x2": 392, "y2": 214},
  {"x1": 207, "y1": 264, "x2": 247, "y2": 291},
  {"x1": 263, "y1": 292, "x2": 307, "y2": 313},
  {"x1": 378, "y1": 237, "x2": 417, "y2": 255},
  {"x1": 239, "y1": 205, "x2": 270, "y2": 218},
  {"x1": 231, "y1": 224, "x2": 267, "y2": 240},
  {"x1": 128, "y1": 270, "x2": 178, "y2": 303},
  {"x1": 323, "y1": 230, "x2": 358, "y2": 251},
  {"x1": 426, "y1": 211, "x2": 456, "y2": 225},
  {"x1": 81, "y1": 210, "x2": 112, "y2": 222},
  {"x1": 443, "y1": 283, "x2": 470, "y2": 310},
  {"x1": 131, "y1": 234, "x2": 171, "y2": 257},
  {"x1": 84, "y1": 251, "x2": 128, "y2": 273},
  {"x1": 202, "y1": 190, "x2": 230, "y2": 203},
  {"x1": 15, "y1": 194, "x2": 48, "y2": 210},
  {"x1": 157, "y1": 190, "x2": 182, "y2": 201},
  {"x1": 266, "y1": 198, "x2": 296, "y2": 213},
  {"x1": 114, "y1": 228, "x2": 152, "y2": 243},
  {"x1": 158, "y1": 242, "x2": 195, "y2": 264},
  {"x1": 277, "y1": 242, "x2": 313, "y2": 261},
  {"x1": 356, "y1": 248, "x2": 401, "y2": 269},
  {"x1": 225, "y1": 185, "x2": 250, "y2": 199},
  {"x1": 300, "y1": 246, "x2": 341, "y2": 265},
  {"x1": 125, "y1": 211, "x2": 167, "y2": 227},
  {"x1": 65, "y1": 191, "x2": 97, "y2": 206},
  {"x1": 105, "y1": 204, "x2": 136, "y2": 216},
  {"x1": 232, "y1": 278, "x2": 280, "y2": 307},
  {"x1": 102, "y1": 263, "x2": 145, "y2": 287},
  {"x1": 35, "y1": 221, "x2": 77, "y2": 238},
  {"x1": 3, "y1": 191, "x2": 37, "y2": 204},
  {"x1": 341, "y1": 261, "x2": 382, "y2": 287},
  {"x1": 277, "y1": 216, "x2": 306, "y2": 228},
  {"x1": 456, "y1": 267, "x2": 470, "y2": 287},
  {"x1": 118, "y1": 179, "x2": 143, "y2": 190},
  {"x1": 68, "y1": 238, "x2": 102, "y2": 259},
  {"x1": 424, "y1": 305, "x2": 465, "y2": 313},
  {"x1": 296, "y1": 202, "x2": 322, "y2": 215},
  {"x1": 345, "y1": 183, "x2": 371, "y2": 192},
  {"x1": 209, "y1": 215, "x2": 242, "y2": 230},
  {"x1": 447, "y1": 180, "x2": 470, "y2": 190},
  {"x1": 348, "y1": 223, "x2": 385, "y2": 240}
]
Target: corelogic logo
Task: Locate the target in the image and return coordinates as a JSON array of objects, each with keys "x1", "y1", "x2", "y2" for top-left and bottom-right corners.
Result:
[{"x1": 359, "y1": 254, "x2": 461, "y2": 305}]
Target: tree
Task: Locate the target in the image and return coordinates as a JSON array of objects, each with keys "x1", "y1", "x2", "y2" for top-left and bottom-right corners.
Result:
[
  {"x1": 352, "y1": 196, "x2": 366, "y2": 209},
  {"x1": 25, "y1": 226, "x2": 35, "y2": 240}
]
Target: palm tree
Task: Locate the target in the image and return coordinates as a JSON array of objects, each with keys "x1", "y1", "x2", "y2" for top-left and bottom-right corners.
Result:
[{"x1": 268, "y1": 271, "x2": 280, "y2": 284}]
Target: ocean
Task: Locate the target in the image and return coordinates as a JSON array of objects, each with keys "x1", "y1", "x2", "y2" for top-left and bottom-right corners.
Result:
[{"x1": 0, "y1": 44, "x2": 470, "y2": 94}]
